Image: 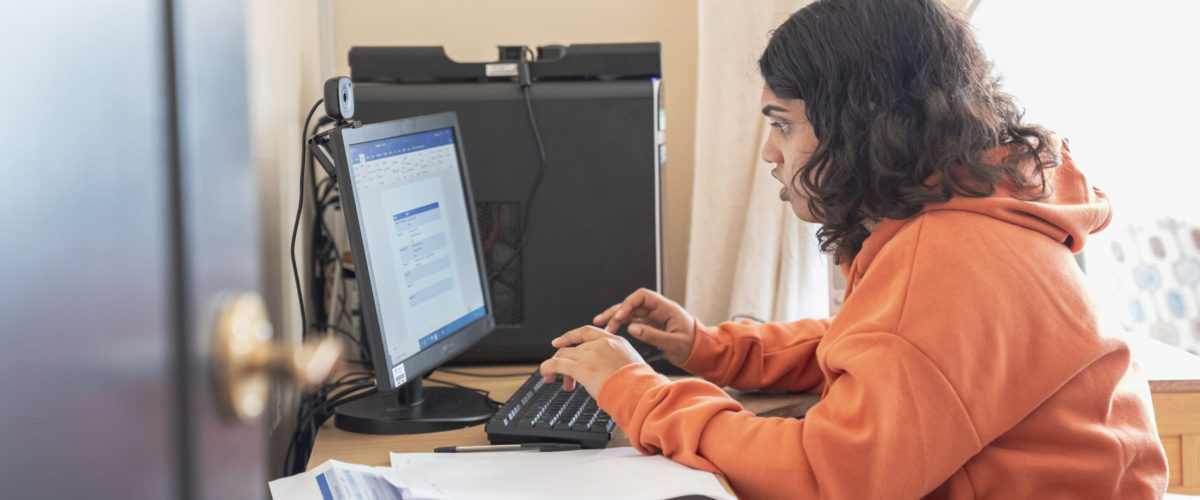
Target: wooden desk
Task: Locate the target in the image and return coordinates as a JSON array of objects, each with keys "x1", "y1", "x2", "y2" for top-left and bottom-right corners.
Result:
[
  {"x1": 309, "y1": 355, "x2": 1200, "y2": 495},
  {"x1": 1136, "y1": 339, "x2": 1200, "y2": 495},
  {"x1": 308, "y1": 364, "x2": 816, "y2": 468}
]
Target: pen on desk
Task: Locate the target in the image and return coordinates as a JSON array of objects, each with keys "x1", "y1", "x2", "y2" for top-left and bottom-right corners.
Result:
[{"x1": 434, "y1": 443, "x2": 582, "y2": 453}]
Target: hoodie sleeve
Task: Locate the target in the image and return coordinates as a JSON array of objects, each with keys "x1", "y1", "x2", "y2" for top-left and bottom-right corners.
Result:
[
  {"x1": 597, "y1": 332, "x2": 982, "y2": 500},
  {"x1": 680, "y1": 318, "x2": 829, "y2": 392}
]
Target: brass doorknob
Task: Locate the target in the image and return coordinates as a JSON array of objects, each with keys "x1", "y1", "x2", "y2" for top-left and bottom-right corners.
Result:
[{"x1": 211, "y1": 292, "x2": 343, "y2": 422}]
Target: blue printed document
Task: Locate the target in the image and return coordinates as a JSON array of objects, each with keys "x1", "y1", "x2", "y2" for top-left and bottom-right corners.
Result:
[{"x1": 269, "y1": 460, "x2": 408, "y2": 500}]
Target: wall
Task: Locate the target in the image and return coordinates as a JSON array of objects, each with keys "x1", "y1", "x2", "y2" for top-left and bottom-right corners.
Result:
[
  {"x1": 330, "y1": 0, "x2": 699, "y2": 301},
  {"x1": 245, "y1": 0, "x2": 333, "y2": 477}
]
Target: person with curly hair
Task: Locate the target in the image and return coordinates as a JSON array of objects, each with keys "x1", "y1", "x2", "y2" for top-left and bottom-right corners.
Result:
[{"x1": 538, "y1": 0, "x2": 1169, "y2": 497}]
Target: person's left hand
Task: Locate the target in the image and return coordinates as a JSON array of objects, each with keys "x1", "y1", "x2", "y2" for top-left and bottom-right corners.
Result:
[{"x1": 540, "y1": 326, "x2": 646, "y2": 396}]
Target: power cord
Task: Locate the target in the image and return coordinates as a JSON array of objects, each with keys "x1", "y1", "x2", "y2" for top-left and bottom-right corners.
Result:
[
  {"x1": 311, "y1": 322, "x2": 370, "y2": 363},
  {"x1": 286, "y1": 98, "x2": 382, "y2": 477},
  {"x1": 305, "y1": 117, "x2": 371, "y2": 369},
  {"x1": 283, "y1": 371, "x2": 376, "y2": 475},
  {"x1": 487, "y1": 47, "x2": 549, "y2": 282},
  {"x1": 291, "y1": 98, "x2": 324, "y2": 341}
]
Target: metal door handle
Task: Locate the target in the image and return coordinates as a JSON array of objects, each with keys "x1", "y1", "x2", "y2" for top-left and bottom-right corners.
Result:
[{"x1": 210, "y1": 292, "x2": 342, "y2": 421}]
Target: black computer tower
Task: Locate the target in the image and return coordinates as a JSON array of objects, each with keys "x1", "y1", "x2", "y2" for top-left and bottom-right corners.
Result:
[{"x1": 349, "y1": 44, "x2": 665, "y2": 363}]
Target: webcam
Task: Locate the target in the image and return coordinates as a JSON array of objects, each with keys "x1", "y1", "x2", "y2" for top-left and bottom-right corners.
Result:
[{"x1": 323, "y1": 77, "x2": 355, "y2": 121}]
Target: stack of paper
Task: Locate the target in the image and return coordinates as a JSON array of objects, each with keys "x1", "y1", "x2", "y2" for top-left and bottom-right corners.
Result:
[
  {"x1": 268, "y1": 447, "x2": 734, "y2": 500},
  {"x1": 388, "y1": 447, "x2": 733, "y2": 500}
]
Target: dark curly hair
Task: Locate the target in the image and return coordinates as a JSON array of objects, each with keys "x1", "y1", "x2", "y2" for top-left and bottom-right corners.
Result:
[{"x1": 759, "y1": 0, "x2": 1058, "y2": 264}]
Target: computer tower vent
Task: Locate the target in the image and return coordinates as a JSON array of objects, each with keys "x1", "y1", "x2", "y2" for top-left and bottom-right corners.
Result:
[{"x1": 476, "y1": 201, "x2": 524, "y2": 327}]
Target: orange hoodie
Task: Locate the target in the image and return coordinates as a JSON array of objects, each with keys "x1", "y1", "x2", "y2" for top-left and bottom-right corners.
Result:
[{"x1": 595, "y1": 143, "x2": 1169, "y2": 499}]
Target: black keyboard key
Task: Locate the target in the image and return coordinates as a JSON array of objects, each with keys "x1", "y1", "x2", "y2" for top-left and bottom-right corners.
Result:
[{"x1": 485, "y1": 370, "x2": 614, "y2": 449}]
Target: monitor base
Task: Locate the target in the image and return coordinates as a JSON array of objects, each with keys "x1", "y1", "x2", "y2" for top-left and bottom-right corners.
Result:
[{"x1": 333, "y1": 379, "x2": 494, "y2": 435}]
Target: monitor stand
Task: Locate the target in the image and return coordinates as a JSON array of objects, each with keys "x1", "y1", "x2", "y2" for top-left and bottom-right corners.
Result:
[{"x1": 333, "y1": 378, "x2": 494, "y2": 435}]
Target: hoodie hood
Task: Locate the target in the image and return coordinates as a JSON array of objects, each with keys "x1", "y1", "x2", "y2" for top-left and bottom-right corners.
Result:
[{"x1": 845, "y1": 139, "x2": 1112, "y2": 282}]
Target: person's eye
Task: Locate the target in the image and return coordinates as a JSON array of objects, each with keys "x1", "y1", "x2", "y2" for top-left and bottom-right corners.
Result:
[{"x1": 769, "y1": 121, "x2": 792, "y2": 134}]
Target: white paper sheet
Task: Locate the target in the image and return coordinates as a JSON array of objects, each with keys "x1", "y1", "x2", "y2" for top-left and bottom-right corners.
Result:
[{"x1": 388, "y1": 447, "x2": 735, "y2": 500}]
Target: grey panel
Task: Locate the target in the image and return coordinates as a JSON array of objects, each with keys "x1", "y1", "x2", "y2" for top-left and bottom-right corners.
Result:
[{"x1": 0, "y1": 1, "x2": 174, "y2": 499}]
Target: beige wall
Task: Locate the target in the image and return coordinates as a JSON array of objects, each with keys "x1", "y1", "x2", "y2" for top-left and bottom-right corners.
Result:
[
  {"x1": 245, "y1": 0, "x2": 331, "y2": 477},
  {"x1": 331, "y1": 0, "x2": 698, "y2": 301}
]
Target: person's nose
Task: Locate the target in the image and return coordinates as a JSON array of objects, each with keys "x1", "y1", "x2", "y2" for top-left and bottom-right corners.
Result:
[{"x1": 761, "y1": 138, "x2": 782, "y2": 165}]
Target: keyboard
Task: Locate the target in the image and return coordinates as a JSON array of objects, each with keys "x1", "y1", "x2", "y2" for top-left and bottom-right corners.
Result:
[{"x1": 485, "y1": 371, "x2": 614, "y2": 449}]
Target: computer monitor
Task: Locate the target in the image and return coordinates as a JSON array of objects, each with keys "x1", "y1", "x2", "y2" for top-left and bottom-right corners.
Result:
[{"x1": 327, "y1": 111, "x2": 497, "y2": 434}]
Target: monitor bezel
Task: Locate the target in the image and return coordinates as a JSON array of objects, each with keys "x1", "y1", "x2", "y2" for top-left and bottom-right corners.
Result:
[{"x1": 328, "y1": 111, "x2": 495, "y2": 392}]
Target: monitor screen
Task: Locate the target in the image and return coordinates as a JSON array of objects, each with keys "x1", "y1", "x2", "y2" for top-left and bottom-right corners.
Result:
[
  {"x1": 330, "y1": 112, "x2": 497, "y2": 435},
  {"x1": 344, "y1": 126, "x2": 487, "y2": 388}
]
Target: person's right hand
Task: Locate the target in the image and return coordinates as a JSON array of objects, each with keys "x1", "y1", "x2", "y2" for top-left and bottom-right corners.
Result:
[{"x1": 591, "y1": 288, "x2": 696, "y2": 366}]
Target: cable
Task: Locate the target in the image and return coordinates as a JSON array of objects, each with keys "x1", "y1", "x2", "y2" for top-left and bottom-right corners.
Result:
[
  {"x1": 312, "y1": 322, "x2": 370, "y2": 364},
  {"x1": 309, "y1": 121, "x2": 339, "y2": 329},
  {"x1": 305, "y1": 128, "x2": 371, "y2": 370},
  {"x1": 332, "y1": 371, "x2": 373, "y2": 384},
  {"x1": 311, "y1": 322, "x2": 357, "y2": 344},
  {"x1": 287, "y1": 99, "x2": 385, "y2": 477},
  {"x1": 304, "y1": 121, "x2": 375, "y2": 371},
  {"x1": 487, "y1": 48, "x2": 549, "y2": 282},
  {"x1": 322, "y1": 382, "x2": 376, "y2": 407},
  {"x1": 291, "y1": 98, "x2": 324, "y2": 342},
  {"x1": 284, "y1": 375, "x2": 376, "y2": 475},
  {"x1": 310, "y1": 144, "x2": 338, "y2": 329}
]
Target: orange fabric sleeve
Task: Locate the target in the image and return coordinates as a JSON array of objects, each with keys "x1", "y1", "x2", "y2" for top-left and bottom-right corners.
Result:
[
  {"x1": 597, "y1": 333, "x2": 982, "y2": 500},
  {"x1": 680, "y1": 318, "x2": 830, "y2": 391}
]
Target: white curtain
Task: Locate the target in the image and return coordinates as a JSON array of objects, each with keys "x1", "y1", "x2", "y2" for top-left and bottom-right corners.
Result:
[
  {"x1": 684, "y1": 0, "x2": 980, "y2": 325},
  {"x1": 685, "y1": 0, "x2": 829, "y2": 326}
]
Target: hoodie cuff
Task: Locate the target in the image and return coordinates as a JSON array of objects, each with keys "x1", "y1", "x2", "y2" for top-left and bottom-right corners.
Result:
[
  {"x1": 680, "y1": 318, "x2": 721, "y2": 376},
  {"x1": 596, "y1": 363, "x2": 671, "y2": 434}
]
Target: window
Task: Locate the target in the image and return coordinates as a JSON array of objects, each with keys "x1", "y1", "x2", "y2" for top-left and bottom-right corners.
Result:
[{"x1": 972, "y1": 1, "x2": 1200, "y2": 355}]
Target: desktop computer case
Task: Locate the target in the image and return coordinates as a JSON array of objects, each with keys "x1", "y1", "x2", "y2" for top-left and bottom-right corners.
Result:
[{"x1": 349, "y1": 44, "x2": 664, "y2": 363}]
